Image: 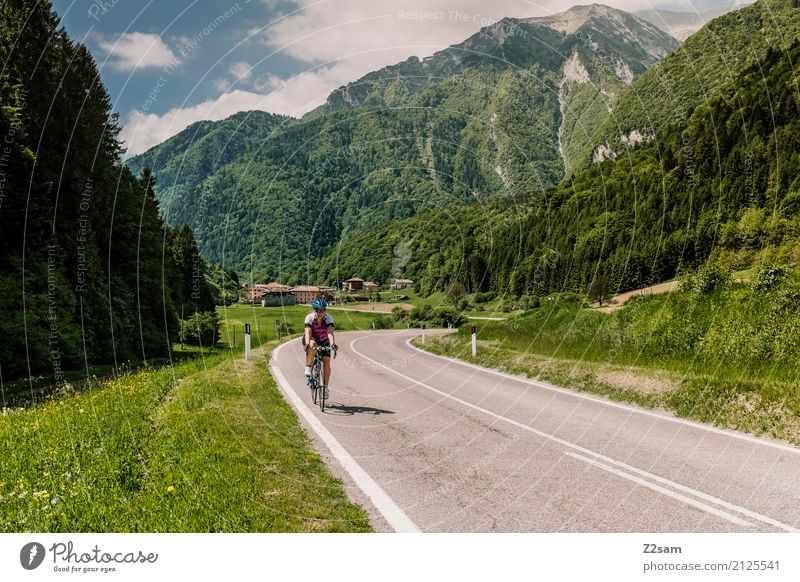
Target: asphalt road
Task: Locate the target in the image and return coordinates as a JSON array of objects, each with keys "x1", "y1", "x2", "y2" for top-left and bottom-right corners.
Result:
[{"x1": 270, "y1": 329, "x2": 800, "y2": 533}]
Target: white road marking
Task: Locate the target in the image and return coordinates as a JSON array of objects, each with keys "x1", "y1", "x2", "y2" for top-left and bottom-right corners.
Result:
[
  {"x1": 405, "y1": 335, "x2": 800, "y2": 457},
  {"x1": 349, "y1": 334, "x2": 799, "y2": 532},
  {"x1": 270, "y1": 343, "x2": 421, "y2": 533},
  {"x1": 564, "y1": 453, "x2": 752, "y2": 528}
]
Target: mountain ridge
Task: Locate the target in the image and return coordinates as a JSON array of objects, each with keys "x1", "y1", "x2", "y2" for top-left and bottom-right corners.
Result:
[{"x1": 126, "y1": 4, "x2": 680, "y2": 279}]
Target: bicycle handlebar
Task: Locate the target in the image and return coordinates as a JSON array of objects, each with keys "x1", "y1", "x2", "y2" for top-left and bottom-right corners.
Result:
[{"x1": 306, "y1": 344, "x2": 337, "y2": 358}]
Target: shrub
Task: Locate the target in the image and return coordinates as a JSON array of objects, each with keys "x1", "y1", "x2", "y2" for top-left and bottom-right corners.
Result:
[
  {"x1": 455, "y1": 297, "x2": 470, "y2": 311},
  {"x1": 752, "y1": 264, "x2": 790, "y2": 292},
  {"x1": 406, "y1": 304, "x2": 465, "y2": 327},
  {"x1": 517, "y1": 295, "x2": 541, "y2": 311},
  {"x1": 408, "y1": 304, "x2": 433, "y2": 322},
  {"x1": 683, "y1": 264, "x2": 732, "y2": 294},
  {"x1": 430, "y1": 307, "x2": 466, "y2": 328},
  {"x1": 391, "y1": 306, "x2": 407, "y2": 322},
  {"x1": 372, "y1": 315, "x2": 394, "y2": 329},
  {"x1": 472, "y1": 291, "x2": 497, "y2": 304},
  {"x1": 543, "y1": 292, "x2": 586, "y2": 307},
  {"x1": 179, "y1": 311, "x2": 220, "y2": 346}
]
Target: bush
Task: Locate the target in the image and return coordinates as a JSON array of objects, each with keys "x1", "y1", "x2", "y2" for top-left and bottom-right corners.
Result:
[
  {"x1": 408, "y1": 304, "x2": 433, "y2": 323},
  {"x1": 391, "y1": 306, "x2": 408, "y2": 322},
  {"x1": 455, "y1": 297, "x2": 470, "y2": 311},
  {"x1": 543, "y1": 292, "x2": 586, "y2": 308},
  {"x1": 752, "y1": 264, "x2": 790, "y2": 292},
  {"x1": 406, "y1": 304, "x2": 465, "y2": 328},
  {"x1": 472, "y1": 291, "x2": 497, "y2": 304},
  {"x1": 429, "y1": 307, "x2": 466, "y2": 328},
  {"x1": 178, "y1": 311, "x2": 220, "y2": 346},
  {"x1": 683, "y1": 264, "x2": 732, "y2": 294},
  {"x1": 517, "y1": 295, "x2": 541, "y2": 311},
  {"x1": 372, "y1": 315, "x2": 394, "y2": 329}
]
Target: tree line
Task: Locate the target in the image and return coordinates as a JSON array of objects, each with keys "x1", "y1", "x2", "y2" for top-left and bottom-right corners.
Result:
[{"x1": 0, "y1": 0, "x2": 215, "y2": 384}]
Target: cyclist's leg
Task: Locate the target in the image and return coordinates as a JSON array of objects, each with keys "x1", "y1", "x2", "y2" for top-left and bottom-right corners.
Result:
[{"x1": 322, "y1": 355, "x2": 331, "y2": 386}]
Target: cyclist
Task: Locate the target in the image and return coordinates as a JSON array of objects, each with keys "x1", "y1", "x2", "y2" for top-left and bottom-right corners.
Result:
[{"x1": 303, "y1": 297, "x2": 337, "y2": 399}]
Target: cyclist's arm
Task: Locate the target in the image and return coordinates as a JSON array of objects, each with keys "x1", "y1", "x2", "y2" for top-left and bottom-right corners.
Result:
[
  {"x1": 327, "y1": 326, "x2": 336, "y2": 349},
  {"x1": 303, "y1": 317, "x2": 314, "y2": 345}
]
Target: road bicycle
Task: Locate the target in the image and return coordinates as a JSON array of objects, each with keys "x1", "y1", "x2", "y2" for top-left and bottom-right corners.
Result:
[{"x1": 306, "y1": 344, "x2": 336, "y2": 411}]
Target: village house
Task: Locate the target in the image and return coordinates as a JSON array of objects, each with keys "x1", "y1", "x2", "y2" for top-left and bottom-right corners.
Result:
[
  {"x1": 245, "y1": 284, "x2": 271, "y2": 303},
  {"x1": 291, "y1": 285, "x2": 321, "y2": 305},
  {"x1": 261, "y1": 282, "x2": 295, "y2": 307},
  {"x1": 343, "y1": 277, "x2": 364, "y2": 292},
  {"x1": 389, "y1": 278, "x2": 414, "y2": 290},
  {"x1": 363, "y1": 281, "x2": 380, "y2": 294}
]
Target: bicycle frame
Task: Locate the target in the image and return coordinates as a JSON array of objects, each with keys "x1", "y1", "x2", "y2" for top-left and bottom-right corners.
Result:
[{"x1": 306, "y1": 345, "x2": 336, "y2": 411}]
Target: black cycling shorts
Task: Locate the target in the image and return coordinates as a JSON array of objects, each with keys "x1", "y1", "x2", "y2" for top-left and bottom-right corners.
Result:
[{"x1": 302, "y1": 337, "x2": 332, "y2": 357}]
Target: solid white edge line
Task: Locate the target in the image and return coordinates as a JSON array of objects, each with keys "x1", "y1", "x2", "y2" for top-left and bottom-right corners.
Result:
[
  {"x1": 270, "y1": 342, "x2": 421, "y2": 533},
  {"x1": 564, "y1": 453, "x2": 753, "y2": 528},
  {"x1": 348, "y1": 333, "x2": 798, "y2": 533},
  {"x1": 404, "y1": 335, "x2": 800, "y2": 456}
]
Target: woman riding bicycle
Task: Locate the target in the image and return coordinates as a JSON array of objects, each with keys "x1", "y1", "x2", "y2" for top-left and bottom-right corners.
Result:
[{"x1": 303, "y1": 297, "x2": 337, "y2": 399}]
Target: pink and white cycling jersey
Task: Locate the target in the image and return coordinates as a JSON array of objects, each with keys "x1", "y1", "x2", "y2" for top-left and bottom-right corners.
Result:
[{"x1": 304, "y1": 312, "x2": 334, "y2": 342}]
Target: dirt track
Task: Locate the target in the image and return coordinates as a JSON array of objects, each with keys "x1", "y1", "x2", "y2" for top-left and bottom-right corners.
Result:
[
  {"x1": 332, "y1": 303, "x2": 414, "y2": 313},
  {"x1": 592, "y1": 280, "x2": 681, "y2": 313}
]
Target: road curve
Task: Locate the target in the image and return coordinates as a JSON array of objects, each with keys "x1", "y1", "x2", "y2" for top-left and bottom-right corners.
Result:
[{"x1": 270, "y1": 329, "x2": 800, "y2": 533}]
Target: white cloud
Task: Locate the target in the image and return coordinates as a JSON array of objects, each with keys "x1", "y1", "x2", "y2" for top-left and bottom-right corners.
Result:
[
  {"x1": 213, "y1": 77, "x2": 231, "y2": 93},
  {"x1": 99, "y1": 32, "x2": 178, "y2": 72},
  {"x1": 121, "y1": 0, "x2": 731, "y2": 155},
  {"x1": 254, "y1": 0, "x2": 679, "y2": 64},
  {"x1": 230, "y1": 61, "x2": 253, "y2": 82},
  {"x1": 121, "y1": 62, "x2": 361, "y2": 156}
]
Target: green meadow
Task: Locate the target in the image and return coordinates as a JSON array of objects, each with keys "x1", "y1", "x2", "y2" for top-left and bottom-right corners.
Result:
[{"x1": 0, "y1": 303, "x2": 397, "y2": 532}]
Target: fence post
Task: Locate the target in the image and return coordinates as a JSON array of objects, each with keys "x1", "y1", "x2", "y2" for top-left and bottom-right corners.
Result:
[
  {"x1": 471, "y1": 324, "x2": 477, "y2": 357},
  {"x1": 275, "y1": 319, "x2": 281, "y2": 341}
]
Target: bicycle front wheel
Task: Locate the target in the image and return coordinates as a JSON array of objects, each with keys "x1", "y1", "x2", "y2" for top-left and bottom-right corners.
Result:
[{"x1": 312, "y1": 363, "x2": 321, "y2": 404}]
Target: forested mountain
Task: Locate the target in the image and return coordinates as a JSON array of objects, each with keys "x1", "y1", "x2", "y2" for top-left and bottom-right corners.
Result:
[
  {"x1": 593, "y1": 0, "x2": 800, "y2": 160},
  {"x1": 314, "y1": 39, "x2": 800, "y2": 298},
  {"x1": 0, "y1": 0, "x2": 213, "y2": 382},
  {"x1": 127, "y1": 5, "x2": 677, "y2": 281},
  {"x1": 126, "y1": 110, "x2": 290, "y2": 227},
  {"x1": 633, "y1": 7, "x2": 731, "y2": 40}
]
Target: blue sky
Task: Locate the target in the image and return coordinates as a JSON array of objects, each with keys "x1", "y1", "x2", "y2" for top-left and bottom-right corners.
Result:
[{"x1": 51, "y1": 0, "x2": 751, "y2": 157}]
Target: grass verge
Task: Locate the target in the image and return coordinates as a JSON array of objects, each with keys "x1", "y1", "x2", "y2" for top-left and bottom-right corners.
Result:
[{"x1": 0, "y1": 343, "x2": 371, "y2": 532}]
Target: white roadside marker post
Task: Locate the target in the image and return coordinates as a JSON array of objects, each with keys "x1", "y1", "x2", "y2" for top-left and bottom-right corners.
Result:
[
  {"x1": 422, "y1": 324, "x2": 426, "y2": 344},
  {"x1": 471, "y1": 324, "x2": 477, "y2": 358},
  {"x1": 244, "y1": 323, "x2": 251, "y2": 361}
]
